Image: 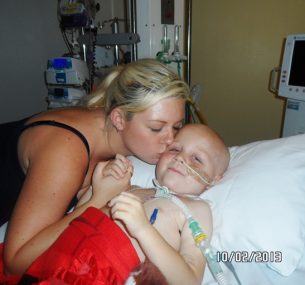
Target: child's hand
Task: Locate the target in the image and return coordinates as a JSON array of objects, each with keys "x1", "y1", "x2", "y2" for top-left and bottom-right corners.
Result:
[
  {"x1": 91, "y1": 155, "x2": 133, "y2": 207},
  {"x1": 102, "y1": 154, "x2": 133, "y2": 179},
  {"x1": 108, "y1": 192, "x2": 150, "y2": 238}
]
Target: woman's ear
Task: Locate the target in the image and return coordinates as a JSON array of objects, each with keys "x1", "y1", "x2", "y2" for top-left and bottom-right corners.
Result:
[{"x1": 110, "y1": 108, "x2": 126, "y2": 131}]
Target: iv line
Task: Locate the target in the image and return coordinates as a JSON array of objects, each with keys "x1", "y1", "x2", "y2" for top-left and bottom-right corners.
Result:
[{"x1": 153, "y1": 180, "x2": 231, "y2": 285}]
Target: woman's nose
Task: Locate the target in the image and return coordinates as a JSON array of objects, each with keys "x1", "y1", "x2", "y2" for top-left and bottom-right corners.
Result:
[{"x1": 162, "y1": 129, "x2": 174, "y2": 145}]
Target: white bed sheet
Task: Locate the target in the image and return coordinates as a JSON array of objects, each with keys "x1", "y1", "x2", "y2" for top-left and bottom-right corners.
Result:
[{"x1": 0, "y1": 222, "x2": 7, "y2": 243}]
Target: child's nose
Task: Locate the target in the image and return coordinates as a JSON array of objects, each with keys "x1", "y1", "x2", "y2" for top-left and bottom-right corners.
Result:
[{"x1": 174, "y1": 153, "x2": 185, "y2": 164}]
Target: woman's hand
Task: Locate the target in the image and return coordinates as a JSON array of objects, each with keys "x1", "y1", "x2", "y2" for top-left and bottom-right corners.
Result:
[
  {"x1": 90, "y1": 154, "x2": 133, "y2": 207},
  {"x1": 108, "y1": 192, "x2": 150, "y2": 238}
]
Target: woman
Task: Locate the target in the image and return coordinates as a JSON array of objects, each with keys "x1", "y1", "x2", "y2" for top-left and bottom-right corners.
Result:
[
  {"x1": 19, "y1": 123, "x2": 228, "y2": 285},
  {"x1": 0, "y1": 58, "x2": 189, "y2": 277}
]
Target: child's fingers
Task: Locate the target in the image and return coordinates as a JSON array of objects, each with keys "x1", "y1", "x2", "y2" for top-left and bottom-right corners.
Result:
[
  {"x1": 103, "y1": 161, "x2": 126, "y2": 178},
  {"x1": 115, "y1": 154, "x2": 134, "y2": 174},
  {"x1": 101, "y1": 155, "x2": 133, "y2": 180},
  {"x1": 103, "y1": 164, "x2": 125, "y2": 179},
  {"x1": 110, "y1": 195, "x2": 142, "y2": 222},
  {"x1": 115, "y1": 154, "x2": 131, "y2": 168},
  {"x1": 108, "y1": 192, "x2": 140, "y2": 207}
]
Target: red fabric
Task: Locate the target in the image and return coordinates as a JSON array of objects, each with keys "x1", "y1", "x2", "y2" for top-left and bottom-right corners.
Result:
[{"x1": 0, "y1": 207, "x2": 140, "y2": 285}]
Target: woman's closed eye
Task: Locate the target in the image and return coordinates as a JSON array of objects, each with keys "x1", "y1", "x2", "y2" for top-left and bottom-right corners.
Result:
[
  {"x1": 150, "y1": 127, "x2": 162, "y2": 132},
  {"x1": 173, "y1": 125, "x2": 182, "y2": 132},
  {"x1": 150, "y1": 124, "x2": 182, "y2": 133}
]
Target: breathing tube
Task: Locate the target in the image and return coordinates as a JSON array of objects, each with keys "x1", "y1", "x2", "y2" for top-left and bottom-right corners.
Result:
[{"x1": 153, "y1": 180, "x2": 230, "y2": 285}]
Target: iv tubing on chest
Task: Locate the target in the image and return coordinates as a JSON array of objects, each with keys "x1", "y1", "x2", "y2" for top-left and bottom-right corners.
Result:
[{"x1": 153, "y1": 180, "x2": 230, "y2": 285}]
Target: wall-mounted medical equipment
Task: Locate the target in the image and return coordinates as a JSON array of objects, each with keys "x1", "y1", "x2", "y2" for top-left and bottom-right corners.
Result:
[
  {"x1": 136, "y1": 0, "x2": 189, "y2": 81},
  {"x1": 270, "y1": 34, "x2": 305, "y2": 137},
  {"x1": 136, "y1": 0, "x2": 199, "y2": 124},
  {"x1": 277, "y1": 34, "x2": 305, "y2": 101},
  {"x1": 156, "y1": 24, "x2": 187, "y2": 78},
  {"x1": 77, "y1": 17, "x2": 140, "y2": 67}
]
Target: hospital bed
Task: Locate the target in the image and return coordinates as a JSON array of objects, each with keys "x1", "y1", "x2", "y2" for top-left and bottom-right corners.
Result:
[
  {"x1": 1, "y1": 133, "x2": 304, "y2": 284},
  {"x1": 129, "y1": 133, "x2": 305, "y2": 285}
]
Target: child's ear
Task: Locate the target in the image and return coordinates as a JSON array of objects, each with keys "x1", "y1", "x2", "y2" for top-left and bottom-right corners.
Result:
[
  {"x1": 206, "y1": 174, "x2": 223, "y2": 189},
  {"x1": 110, "y1": 107, "x2": 126, "y2": 131},
  {"x1": 213, "y1": 174, "x2": 223, "y2": 183}
]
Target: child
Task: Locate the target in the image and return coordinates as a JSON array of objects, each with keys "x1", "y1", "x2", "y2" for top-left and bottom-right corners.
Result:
[{"x1": 22, "y1": 124, "x2": 230, "y2": 285}]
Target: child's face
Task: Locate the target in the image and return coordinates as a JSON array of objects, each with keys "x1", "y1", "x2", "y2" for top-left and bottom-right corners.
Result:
[{"x1": 156, "y1": 124, "x2": 225, "y2": 195}]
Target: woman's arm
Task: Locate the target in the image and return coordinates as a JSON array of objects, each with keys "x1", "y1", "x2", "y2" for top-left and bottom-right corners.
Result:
[
  {"x1": 109, "y1": 193, "x2": 212, "y2": 285},
  {"x1": 3, "y1": 132, "x2": 131, "y2": 275}
]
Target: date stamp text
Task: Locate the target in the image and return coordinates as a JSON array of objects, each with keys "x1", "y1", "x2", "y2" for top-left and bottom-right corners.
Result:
[{"x1": 216, "y1": 251, "x2": 282, "y2": 263}]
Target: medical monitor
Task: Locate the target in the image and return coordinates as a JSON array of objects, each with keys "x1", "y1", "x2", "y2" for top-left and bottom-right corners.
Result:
[{"x1": 278, "y1": 34, "x2": 305, "y2": 101}]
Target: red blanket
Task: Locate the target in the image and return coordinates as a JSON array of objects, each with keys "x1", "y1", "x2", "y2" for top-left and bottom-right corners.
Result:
[{"x1": 0, "y1": 207, "x2": 140, "y2": 285}]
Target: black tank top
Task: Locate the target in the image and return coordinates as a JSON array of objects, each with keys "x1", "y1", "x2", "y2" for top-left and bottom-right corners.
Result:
[{"x1": 0, "y1": 118, "x2": 90, "y2": 226}]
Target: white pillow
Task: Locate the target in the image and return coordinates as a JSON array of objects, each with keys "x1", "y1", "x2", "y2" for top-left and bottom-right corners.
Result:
[
  {"x1": 128, "y1": 156, "x2": 156, "y2": 188},
  {"x1": 129, "y1": 134, "x2": 305, "y2": 276},
  {"x1": 203, "y1": 134, "x2": 305, "y2": 276}
]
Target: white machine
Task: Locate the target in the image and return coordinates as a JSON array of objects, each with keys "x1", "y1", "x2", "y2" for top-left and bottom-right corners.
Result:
[
  {"x1": 47, "y1": 87, "x2": 86, "y2": 108},
  {"x1": 45, "y1": 57, "x2": 89, "y2": 86},
  {"x1": 45, "y1": 57, "x2": 89, "y2": 108},
  {"x1": 271, "y1": 34, "x2": 305, "y2": 137}
]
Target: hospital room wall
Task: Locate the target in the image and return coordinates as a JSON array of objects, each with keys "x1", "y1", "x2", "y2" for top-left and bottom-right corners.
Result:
[
  {"x1": 0, "y1": 0, "x2": 124, "y2": 124},
  {"x1": 191, "y1": 0, "x2": 305, "y2": 146},
  {"x1": 0, "y1": 1, "x2": 65, "y2": 123}
]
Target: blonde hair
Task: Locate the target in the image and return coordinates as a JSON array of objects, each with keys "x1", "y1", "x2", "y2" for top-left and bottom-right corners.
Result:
[{"x1": 80, "y1": 59, "x2": 190, "y2": 120}]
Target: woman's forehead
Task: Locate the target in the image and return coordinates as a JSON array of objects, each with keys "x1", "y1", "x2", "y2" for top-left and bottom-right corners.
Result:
[{"x1": 136, "y1": 99, "x2": 184, "y2": 121}]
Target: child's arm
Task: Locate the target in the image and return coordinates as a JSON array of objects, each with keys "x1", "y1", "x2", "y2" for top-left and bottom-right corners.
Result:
[{"x1": 109, "y1": 193, "x2": 212, "y2": 285}]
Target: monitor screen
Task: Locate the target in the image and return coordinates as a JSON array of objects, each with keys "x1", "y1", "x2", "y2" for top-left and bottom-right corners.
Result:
[
  {"x1": 278, "y1": 34, "x2": 305, "y2": 101},
  {"x1": 288, "y1": 40, "x2": 305, "y2": 87}
]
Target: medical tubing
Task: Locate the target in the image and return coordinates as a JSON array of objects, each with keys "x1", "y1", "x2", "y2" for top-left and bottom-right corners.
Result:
[
  {"x1": 189, "y1": 217, "x2": 229, "y2": 285},
  {"x1": 154, "y1": 184, "x2": 229, "y2": 285},
  {"x1": 187, "y1": 216, "x2": 228, "y2": 285}
]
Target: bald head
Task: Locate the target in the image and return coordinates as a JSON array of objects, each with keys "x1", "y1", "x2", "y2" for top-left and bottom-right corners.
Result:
[{"x1": 176, "y1": 124, "x2": 230, "y2": 177}]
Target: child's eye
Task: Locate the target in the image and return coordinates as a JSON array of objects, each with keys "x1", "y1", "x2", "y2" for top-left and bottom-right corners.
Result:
[{"x1": 192, "y1": 156, "x2": 202, "y2": 164}]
